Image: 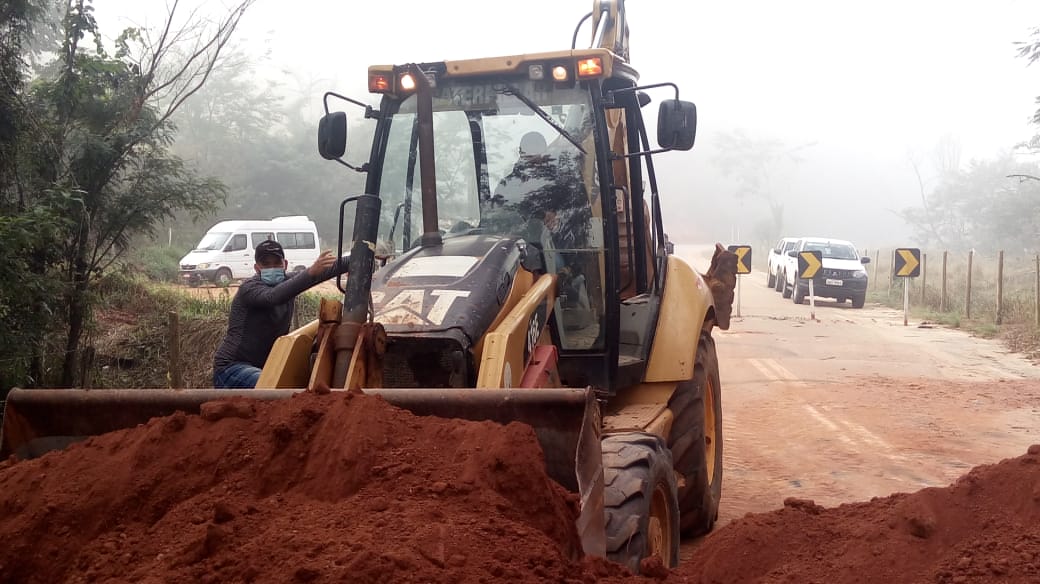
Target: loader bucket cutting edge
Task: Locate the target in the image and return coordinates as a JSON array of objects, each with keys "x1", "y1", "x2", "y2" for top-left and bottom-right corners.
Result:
[{"x1": 0, "y1": 386, "x2": 606, "y2": 556}]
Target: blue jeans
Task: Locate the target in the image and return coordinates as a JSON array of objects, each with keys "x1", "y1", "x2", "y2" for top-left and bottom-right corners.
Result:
[{"x1": 213, "y1": 362, "x2": 261, "y2": 389}]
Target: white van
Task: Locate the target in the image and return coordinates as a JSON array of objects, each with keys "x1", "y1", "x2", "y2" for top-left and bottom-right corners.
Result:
[{"x1": 178, "y1": 216, "x2": 321, "y2": 286}]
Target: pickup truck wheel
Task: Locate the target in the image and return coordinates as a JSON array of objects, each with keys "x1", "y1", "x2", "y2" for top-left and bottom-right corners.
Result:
[
  {"x1": 775, "y1": 270, "x2": 785, "y2": 292},
  {"x1": 793, "y1": 282, "x2": 806, "y2": 304},
  {"x1": 602, "y1": 433, "x2": 681, "y2": 573},
  {"x1": 852, "y1": 293, "x2": 866, "y2": 308},
  {"x1": 766, "y1": 270, "x2": 776, "y2": 288},
  {"x1": 781, "y1": 278, "x2": 792, "y2": 298}
]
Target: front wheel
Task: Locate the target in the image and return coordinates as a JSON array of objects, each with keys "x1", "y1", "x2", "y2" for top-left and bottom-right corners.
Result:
[
  {"x1": 793, "y1": 282, "x2": 806, "y2": 304},
  {"x1": 214, "y1": 268, "x2": 233, "y2": 286},
  {"x1": 781, "y1": 278, "x2": 792, "y2": 299},
  {"x1": 774, "y1": 270, "x2": 785, "y2": 292},
  {"x1": 766, "y1": 270, "x2": 776, "y2": 289},
  {"x1": 602, "y1": 433, "x2": 681, "y2": 573},
  {"x1": 852, "y1": 293, "x2": 865, "y2": 308},
  {"x1": 666, "y1": 333, "x2": 723, "y2": 537}
]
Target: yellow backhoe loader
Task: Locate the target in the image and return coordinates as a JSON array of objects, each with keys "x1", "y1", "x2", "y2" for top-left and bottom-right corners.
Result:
[{"x1": 2, "y1": 0, "x2": 734, "y2": 572}]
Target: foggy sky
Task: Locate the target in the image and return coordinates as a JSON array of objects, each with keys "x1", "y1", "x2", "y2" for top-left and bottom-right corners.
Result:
[{"x1": 94, "y1": 0, "x2": 1040, "y2": 248}]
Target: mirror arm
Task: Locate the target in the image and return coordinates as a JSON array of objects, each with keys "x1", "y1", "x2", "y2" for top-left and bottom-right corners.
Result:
[
  {"x1": 323, "y1": 91, "x2": 378, "y2": 117},
  {"x1": 333, "y1": 159, "x2": 369, "y2": 173},
  {"x1": 607, "y1": 82, "x2": 680, "y2": 102}
]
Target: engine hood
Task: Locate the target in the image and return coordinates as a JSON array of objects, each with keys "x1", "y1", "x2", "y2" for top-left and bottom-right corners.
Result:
[
  {"x1": 370, "y1": 234, "x2": 522, "y2": 346},
  {"x1": 823, "y1": 258, "x2": 867, "y2": 272}
]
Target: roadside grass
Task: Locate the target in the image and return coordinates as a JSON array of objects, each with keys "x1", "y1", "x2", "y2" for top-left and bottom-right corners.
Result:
[{"x1": 87, "y1": 272, "x2": 337, "y2": 388}]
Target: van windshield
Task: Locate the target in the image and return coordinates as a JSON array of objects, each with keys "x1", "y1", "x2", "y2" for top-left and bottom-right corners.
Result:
[{"x1": 195, "y1": 232, "x2": 231, "y2": 251}]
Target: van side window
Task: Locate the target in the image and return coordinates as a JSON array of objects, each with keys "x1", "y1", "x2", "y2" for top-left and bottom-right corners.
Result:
[
  {"x1": 226, "y1": 234, "x2": 247, "y2": 252},
  {"x1": 276, "y1": 232, "x2": 316, "y2": 249},
  {"x1": 252, "y1": 232, "x2": 275, "y2": 248}
]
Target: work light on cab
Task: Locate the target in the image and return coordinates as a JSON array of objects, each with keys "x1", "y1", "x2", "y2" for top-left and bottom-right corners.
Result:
[
  {"x1": 577, "y1": 57, "x2": 603, "y2": 78},
  {"x1": 398, "y1": 73, "x2": 417, "y2": 92},
  {"x1": 552, "y1": 65, "x2": 569, "y2": 81}
]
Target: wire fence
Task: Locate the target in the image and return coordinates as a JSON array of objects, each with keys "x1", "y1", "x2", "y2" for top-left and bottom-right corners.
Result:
[{"x1": 863, "y1": 248, "x2": 1040, "y2": 327}]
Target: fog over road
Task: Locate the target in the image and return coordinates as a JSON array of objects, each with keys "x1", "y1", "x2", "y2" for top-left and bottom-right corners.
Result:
[{"x1": 676, "y1": 244, "x2": 1040, "y2": 553}]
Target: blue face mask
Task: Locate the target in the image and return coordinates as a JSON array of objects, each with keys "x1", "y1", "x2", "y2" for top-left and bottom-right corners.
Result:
[{"x1": 260, "y1": 267, "x2": 286, "y2": 285}]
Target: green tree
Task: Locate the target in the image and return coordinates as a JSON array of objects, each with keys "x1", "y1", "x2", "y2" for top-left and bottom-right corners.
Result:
[{"x1": 0, "y1": 0, "x2": 254, "y2": 389}]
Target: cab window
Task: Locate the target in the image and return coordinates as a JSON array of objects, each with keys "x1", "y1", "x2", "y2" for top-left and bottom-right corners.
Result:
[{"x1": 225, "y1": 234, "x2": 247, "y2": 252}]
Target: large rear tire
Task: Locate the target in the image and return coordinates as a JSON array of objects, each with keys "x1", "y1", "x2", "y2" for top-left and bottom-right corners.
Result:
[
  {"x1": 602, "y1": 433, "x2": 680, "y2": 573},
  {"x1": 665, "y1": 333, "x2": 723, "y2": 537}
]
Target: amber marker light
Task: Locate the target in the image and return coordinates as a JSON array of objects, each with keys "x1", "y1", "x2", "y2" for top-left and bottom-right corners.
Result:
[
  {"x1": 369, "y1": 73, "x2": 391, "y2": 93},
  {"x1": 577, "y1": 57, "x2": 603, "y2": 78}
]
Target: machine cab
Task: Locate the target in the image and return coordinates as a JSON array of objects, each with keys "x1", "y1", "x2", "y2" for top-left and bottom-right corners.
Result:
[{"x1": 320, "y1": 48, "x2": 696, "y2": 391}]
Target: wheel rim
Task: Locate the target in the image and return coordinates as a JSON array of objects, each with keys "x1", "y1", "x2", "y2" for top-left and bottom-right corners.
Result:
[
  {"x1": 648, "y1": 483, "x2": 674, "y2": 567},
  {"x1": 704, "y1": 376, "x2": 717, "y2": 485}
]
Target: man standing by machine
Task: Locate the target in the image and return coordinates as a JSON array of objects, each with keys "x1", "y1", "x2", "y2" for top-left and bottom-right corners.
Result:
[{"x1": 212, "y1": 240, "x2": 346, "y2": 388}]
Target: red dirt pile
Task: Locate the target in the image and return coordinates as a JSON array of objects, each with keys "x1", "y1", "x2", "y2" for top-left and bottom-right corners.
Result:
[
  {"x1": 2, "y1": 390, "x2": 1038, "y2": 584},
  {"x1": 0, "y1": 392, "x2": 638, "y2": 584},
  {"x1": 680, "y1": 444, "x2": 1040, "y2": 584}
]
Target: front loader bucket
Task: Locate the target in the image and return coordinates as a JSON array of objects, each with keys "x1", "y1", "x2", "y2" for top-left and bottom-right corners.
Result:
[{"x1": 1, "y1": 386, "x2": 606, "y2": 556}]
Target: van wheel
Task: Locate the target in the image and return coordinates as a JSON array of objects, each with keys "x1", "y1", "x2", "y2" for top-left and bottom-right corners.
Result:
[
  {"x1": 215, "y1": 268, "x2": 233, "y2": 286},
  {"x1": 602, "y1": 432, "x2": 680, "y2": 573},
  {"x1": 666, "y1": 332, "x2": 723, "y2": 537}
]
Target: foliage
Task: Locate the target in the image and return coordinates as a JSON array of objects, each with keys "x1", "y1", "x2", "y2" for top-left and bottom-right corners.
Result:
[
  {"x1": 901, "y1": 155, "x2": 1040, "y2": 252},
  {"x1": 0, "y1": 0, "x2": 254, "y2": 390},
  {"x1": 165, "y1": 57, "x2": 371, "y2": 250}
]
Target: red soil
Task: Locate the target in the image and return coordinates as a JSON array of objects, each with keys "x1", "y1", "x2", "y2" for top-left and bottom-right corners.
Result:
[{"x1": 0, "y1": 391, "x2": 1037, "y2": 584}]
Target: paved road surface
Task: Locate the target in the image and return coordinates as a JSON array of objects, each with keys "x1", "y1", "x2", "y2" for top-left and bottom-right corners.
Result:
[{"x1": 675, "y1": 244, "x2": 1040, "y2": 550}]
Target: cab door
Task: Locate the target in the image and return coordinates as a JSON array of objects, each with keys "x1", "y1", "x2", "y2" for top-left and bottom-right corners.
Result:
[{"x1": 223, "y1": 233, "x2": 251, "y2": 278}]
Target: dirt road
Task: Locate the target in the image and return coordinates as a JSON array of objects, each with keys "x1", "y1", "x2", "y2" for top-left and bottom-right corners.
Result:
[{"x1": 675, "y1": 244, "x2": 1040, "y2": 539}]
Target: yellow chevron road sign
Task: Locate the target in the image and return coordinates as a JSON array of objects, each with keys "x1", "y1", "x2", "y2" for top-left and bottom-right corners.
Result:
[
  {"x1": 894, "y1": 248, "x2": 921, "y2": 277},
  {"x1": 727, "y1": 245, "x2": 752, "y2": 274},
  {"x1": 798, "y1": 250, "x2": 822, "y2": 279}
]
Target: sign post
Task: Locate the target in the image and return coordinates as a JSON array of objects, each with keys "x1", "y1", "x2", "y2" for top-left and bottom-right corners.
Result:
[
  {"x1": 728, "y1": 245, "x2": 752, "y2": 319},
  {"x1": 894, "y1": 247, "x2": 921, "y2": 326},
  {"x1": 797, "y1": 250, "x2": 823, "y2": 321}
]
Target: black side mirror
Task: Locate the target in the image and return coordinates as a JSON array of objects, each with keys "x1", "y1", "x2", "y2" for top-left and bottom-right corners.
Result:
[
  {"x1": 318, "y1": 112, "x2": 348, "y2": 160},
  {"x1": 657, "y1": 99, "x2": 697, "y2": 151},
  {"x1": 787, "y1": 250, "x2": 798, "y2": 257},
  {"x1": 861, "y1": 256, "x2": 871, "y2": 264}
]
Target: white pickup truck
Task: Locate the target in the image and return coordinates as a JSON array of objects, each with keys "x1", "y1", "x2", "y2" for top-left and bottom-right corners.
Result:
[
  {"x1": 767, "y1": 237, "x2": 801, "y2": 290},
  {"x1": 781, "y1": 237, "x2": 871, "y2": 308}
]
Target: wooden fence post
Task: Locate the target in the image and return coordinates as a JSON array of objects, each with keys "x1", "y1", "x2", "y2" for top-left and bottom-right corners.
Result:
[
  {"x1": 168, "y1": 311, "x2": 182, "y2": 389},
  {"x1": 996, "y1": 250, "x2": 1004, "y2": 325},
  {"x1": 941, "y1": 251, "x2": 948, "y2": 312},
  {"x1": 965, "y1": 250, "x2": 974, "y2": 320},
  {"x1": 873, "y1": 249, "x2": 880, "y2": 290},
  {"x1": 889, "y1": 250, "x2": 896, "y2": 297},
  {"x1": 921, "y1": 253, "x2": 927, "y2": 306}
]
